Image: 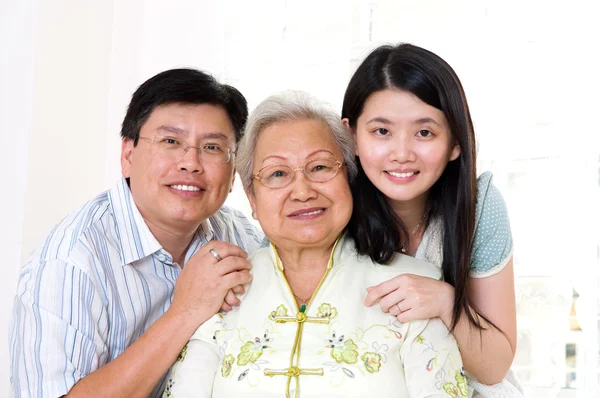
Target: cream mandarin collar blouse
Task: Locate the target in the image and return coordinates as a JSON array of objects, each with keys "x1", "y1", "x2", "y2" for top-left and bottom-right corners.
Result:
[{"x1": 164, "y1": 235, "x2": 466, "y2": 398}]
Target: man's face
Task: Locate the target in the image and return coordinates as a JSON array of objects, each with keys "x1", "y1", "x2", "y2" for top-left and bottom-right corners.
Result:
[{"x1": 121, "y1": 103, "x2": 236, "y2": 235}]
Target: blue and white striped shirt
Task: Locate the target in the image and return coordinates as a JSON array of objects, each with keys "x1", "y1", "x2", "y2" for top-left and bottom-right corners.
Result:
[{"x1": 9, "y1": 177, "x2": 265, "y2": 398}]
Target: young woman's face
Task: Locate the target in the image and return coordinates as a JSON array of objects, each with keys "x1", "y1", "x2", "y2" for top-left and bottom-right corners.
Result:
[{"x1": 351, "y1": 89, "x2": 460, "y2": 207}]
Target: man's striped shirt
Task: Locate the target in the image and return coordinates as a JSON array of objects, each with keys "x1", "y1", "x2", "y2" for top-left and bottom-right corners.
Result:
[{"x1": 10, "y1": 177, "x2": 265, "y2": 397}]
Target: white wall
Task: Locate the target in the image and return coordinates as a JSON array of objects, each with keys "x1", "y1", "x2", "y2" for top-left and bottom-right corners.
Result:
[
  {"x1": 21, "y1": 0, "x2": 231, "y2": 260},
  {"x1": 0, "y1": 0, "x2": 235, "y2": 389},
  {"x1": 0, "y1": 0, "x2": 36, "y2": 389}
]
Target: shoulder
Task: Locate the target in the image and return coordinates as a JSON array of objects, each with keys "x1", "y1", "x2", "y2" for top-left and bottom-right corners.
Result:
[
  {"x1": 471, "y1": 172, "x2": 513, "y2": 278},
  {"x1": 381, "y1": 253, "x2": 442, "y2": 280},
  {"x1": 26, "y1": 190, "x2": 113, "y2": 266},
  {"x1": 475, "y1": 171, "x2": 506, "y2": 219},
  {"x1": 209, "y1": 206, "x2": 266, "y2": 253},
  {"x1": 340, "y1": 236, "x2": 442, "y2": 282},
  {"x1": 17, "y1": 190, "x2": 118, "y2": 300}
]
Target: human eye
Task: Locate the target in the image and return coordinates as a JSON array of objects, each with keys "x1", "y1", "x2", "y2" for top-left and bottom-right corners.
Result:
[
  {"x1": 158, "y1": 136, "x2": 181, "y2": 145},
  {"x1": 416, "y1": 129, "x2": 434, "y2": 138},
  {"x1": 268, "y1": 168, "x2": 289, "y2": 178},
  {"x1": 373, "y1": 127, "x2": 389, "y2": 136},
  {"x1": 202, "y1": 143, "x2": 224, "y2": 153},
  {"x1": 259, "y1": 166, "x2": 291, "y2": 188},
  {"x1": 309, "y1": 159, "x2": 335, "y2": 173}
]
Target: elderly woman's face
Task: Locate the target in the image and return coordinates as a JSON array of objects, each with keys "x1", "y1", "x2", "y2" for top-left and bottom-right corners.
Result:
[{"x1": 248, "y1": 118, "x2": 353, "y2": 250}]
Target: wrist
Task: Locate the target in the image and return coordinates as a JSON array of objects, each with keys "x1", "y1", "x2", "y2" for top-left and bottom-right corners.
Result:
[
  {"x1": 439, "y1": 285, "x2": 456, "y2": 328},
  {"x1": 165, "y1": 304, "x2": 212, "y2": 336}
]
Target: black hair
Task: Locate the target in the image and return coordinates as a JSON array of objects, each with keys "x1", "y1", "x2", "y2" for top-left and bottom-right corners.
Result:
[
  {"x1": 342, "y1": 43, "x2": 479, "y2": 331},
  {"x1": 120, "y1": 68, "x2": 248, "y2": 143}
]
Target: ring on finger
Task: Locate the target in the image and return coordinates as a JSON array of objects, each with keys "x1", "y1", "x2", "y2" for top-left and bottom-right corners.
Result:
[
  {"x1": 395, "y1": 303, "x2": 402, "y2": 312},
  {"x1": 209, "y1": 248, "x2": 223, "y2": 262}
]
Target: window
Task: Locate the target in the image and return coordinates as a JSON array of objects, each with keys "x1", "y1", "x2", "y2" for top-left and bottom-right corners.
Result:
[{"x1": 222, "y1": 1, "x2": 600, "y2": 396}]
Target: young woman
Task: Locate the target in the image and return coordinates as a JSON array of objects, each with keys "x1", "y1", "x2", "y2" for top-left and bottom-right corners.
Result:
[{"x1": 342, "y1": 43, "x2": 518, "y2": 392}]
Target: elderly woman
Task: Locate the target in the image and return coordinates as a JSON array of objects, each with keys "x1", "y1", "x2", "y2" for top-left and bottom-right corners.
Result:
[{"x1": 163, "y1": 92, "x2": 466, "y2": 398}]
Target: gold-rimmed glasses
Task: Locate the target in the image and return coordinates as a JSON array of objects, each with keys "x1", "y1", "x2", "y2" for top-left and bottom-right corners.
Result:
[{"x1": 253, "y1": 158, "x2": 344, "y2": 189}]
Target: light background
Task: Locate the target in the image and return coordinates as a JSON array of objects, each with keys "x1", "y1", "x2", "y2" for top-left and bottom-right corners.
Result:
[{"x1": 1, "y1": 0, "x2": 599, "y2": 396}]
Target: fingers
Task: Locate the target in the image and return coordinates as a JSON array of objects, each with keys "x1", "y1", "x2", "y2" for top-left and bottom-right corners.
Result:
[
  {"x1": 231, "y1": 284, "x2": 245, "y2": 295},
  {"x1": 395, "y1": 309, "x2": 418, "y2": 323},
  {"x1": 220, "y1": 301, "x2": 233, "y2": 312},
  {"x1": 218, "y1": 256, "x2": 252, "y2": 276},
  {"x1": 222, "y1": 270, "x2": 253, "y2": 290},
  {"x1": 388, "y1": 300, "x2": 409, "y2": 316},
  {"x1": 199, "y1": 241, "x2": 248, "y2": 262},
  {"x1": 378, "y1": 288, "x2": 406, "y2": 313},
  {"x1": 364, "y1": 276, "x2": 406, "y2": 306},
  {"x1": 224, "y1": 289, "x2": 241, "y2": 308}
]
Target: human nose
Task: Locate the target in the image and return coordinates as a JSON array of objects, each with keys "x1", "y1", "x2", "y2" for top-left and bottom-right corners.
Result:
[
  {"x1": 289, "y1": 168, "x2": 317, "y2": 201},
  {"x1": 177, "y1": 144, "x2": 204, "y2": 173},
  {"x1": 388, "y1": 133, "x2": 415, "y2": 163}
]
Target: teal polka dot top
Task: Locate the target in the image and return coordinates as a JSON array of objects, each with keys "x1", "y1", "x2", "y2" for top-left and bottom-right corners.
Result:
[{"x1": 470, "y1": 171, "x2": 513, "y2": 277}]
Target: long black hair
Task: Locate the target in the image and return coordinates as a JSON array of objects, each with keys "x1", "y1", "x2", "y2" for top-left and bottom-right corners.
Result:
[{"x1": 342, "y1": 43, "x2": 480, "y2": 331}]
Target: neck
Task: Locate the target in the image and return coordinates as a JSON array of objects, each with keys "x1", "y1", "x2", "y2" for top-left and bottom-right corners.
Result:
[
  {"x1": 389, "y1": 194, "x2": 429, "y2": 233},
  {"x1": 274, "y1": 240, "x2": 337, "y2": 307},
  {"x1": 144, "y1": 217, "x2": 199, "y2": 266},
  {"x1": 276, "y1": 243, "x2": 334, "y2": 273}
]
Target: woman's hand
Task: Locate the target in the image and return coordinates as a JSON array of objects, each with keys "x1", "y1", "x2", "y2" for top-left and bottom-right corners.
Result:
[{"x1": 364, "y1": 274, "x2": 455, "y2": 324}]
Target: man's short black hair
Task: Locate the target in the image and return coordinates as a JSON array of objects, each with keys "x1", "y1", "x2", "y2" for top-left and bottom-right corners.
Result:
[{"x1": 120, "y1": 68, "x2": 248, "y2": 144}]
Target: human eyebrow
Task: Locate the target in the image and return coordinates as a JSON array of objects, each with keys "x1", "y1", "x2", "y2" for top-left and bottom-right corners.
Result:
[
  {"x1": 198, "y1": 132, "x2": 230, "y2": 142},
  {"x1": 413, "y1": 117, "x2": 443, "y2": 127},
  {"x1": 261, "y1": 155, "x2": 288, "y2": 165},
  {"x1": 365, "y1": 117, "x2": 393, "y2": 125},
  {"x1": 156, "y1": 125, "x2": 186, "y2": 135},
  {"x1": 306, "y1": 149, "x2": 336, "y2": 159}
]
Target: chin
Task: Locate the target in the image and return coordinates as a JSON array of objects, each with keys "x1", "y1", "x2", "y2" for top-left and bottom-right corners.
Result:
[
  {"x1": 168, "y1": 210, "x2": 205, "y2": 224},
  {"x1": 294, "y1": 231, "x2": 340, "y2": 246}
]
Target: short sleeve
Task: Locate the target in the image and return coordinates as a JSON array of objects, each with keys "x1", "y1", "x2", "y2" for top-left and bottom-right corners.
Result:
[
  {"x1": 163, "y1": 314, "x2": 221, "y2": 397},
  {"x1": 10, "y1": 259, "x2": 107, "y2": 398},
  {"x1": 400, "y1": 318, "x2": 467, "y2": 397},
  {"x1": 470, "y1": 172, "x2": 513, "y2": 278}
]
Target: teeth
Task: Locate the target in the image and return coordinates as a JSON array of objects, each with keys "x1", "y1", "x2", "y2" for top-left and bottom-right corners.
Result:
[
  {"x1": 171, "y1": 184, "x2": 200, "y2": 192},
  {"x1": 388, "y1": 171, "x2": 416, "y2": 178},
  {"x1": 298, "y1": 209, "x2": 324, "y2": 216}
]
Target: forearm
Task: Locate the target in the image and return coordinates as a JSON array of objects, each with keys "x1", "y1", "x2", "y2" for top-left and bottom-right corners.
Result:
[
  {"x1": 66, "y1": 308, "x2": 209, "y2": 398},
  {"x1": 440, "y1": 306, "x2": 515, "y2": 385}
]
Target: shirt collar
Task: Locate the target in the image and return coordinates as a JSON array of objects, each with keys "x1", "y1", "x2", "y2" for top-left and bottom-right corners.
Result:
[
  {"x1": 183, "y1": 216, "x2": 215, "y2": 265},
  {"x1": 108, "y1": 177, "x2": 218, "y2": 266},
  {"x1": 108, "y1": 177, "x2": 163, "y2": 266}
]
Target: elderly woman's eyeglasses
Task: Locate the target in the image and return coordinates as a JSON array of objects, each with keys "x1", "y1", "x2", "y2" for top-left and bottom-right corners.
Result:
[
  {"x1": 138, "y1": 136, "x2": 233, "y2": 163},
  {"x1": 253, "y1": 158, "x2": 344, "y2": 189}
]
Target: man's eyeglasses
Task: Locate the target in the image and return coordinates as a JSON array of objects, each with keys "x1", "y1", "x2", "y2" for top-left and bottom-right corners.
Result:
[
  {"x1": 253, "y1": 158, "x2": 344, "y2": 189},
  {"x1": 138, "y1": 136, "x2": 233, "y2": 164}
]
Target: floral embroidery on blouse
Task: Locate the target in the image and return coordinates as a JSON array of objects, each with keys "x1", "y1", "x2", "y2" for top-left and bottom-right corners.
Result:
[
  {"x1": 162, "y1": 374, "x2": 180, "y2": 397},
  {"x1": 268, "y1": 304, "x2": 289, "y2": 320},
  {"x1": 361, "y1": 352, "x2": 382, "y2": 373},
  {"x1": 327, "y1": 331, "x2": 359, "y2": 364},
  {"x1": 321, "y1": 317, "x2": 404, "y2": 380},
  {"x1": 176, "y1": 344, "x2": 187, "y2": 363},
  {"x1": 317, "y1": 303, "x2": 338, "y2": 319},
  {"x1": 237, "y1": 331, "x2": 272, "y2": 366},
  {"x1": 221, "y1": 354, "x2": 235, "y2": 378},
  {"x1": 417, "y1": 334, "x2": 467, "y2": 397}
]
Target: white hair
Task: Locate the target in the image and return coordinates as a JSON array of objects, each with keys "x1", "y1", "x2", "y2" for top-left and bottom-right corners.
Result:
[{"x1": 236, "y1": 91, "x2": 357, "y2": 191}]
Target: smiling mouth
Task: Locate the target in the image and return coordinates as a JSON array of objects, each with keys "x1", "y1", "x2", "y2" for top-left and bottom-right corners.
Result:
[
  {"x1": 386, "y1": 171, "x2": 419, "y2": 178},
  {"x1": 170, "y1": 184, "x2": 202, "y2": 192},
  {"x1": 289, "y1": 208, "x2": 326, "y2": 217}
]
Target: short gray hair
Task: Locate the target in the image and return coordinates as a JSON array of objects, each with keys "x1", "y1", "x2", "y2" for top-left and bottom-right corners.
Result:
[{"x1": 236, "y1": 91, "x2": 357, "y2": 192}]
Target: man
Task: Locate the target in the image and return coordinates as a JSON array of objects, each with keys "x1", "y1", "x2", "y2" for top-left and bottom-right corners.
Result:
[{"x1": 10, "y1": 68, "x2": 265, "y2": 397}]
